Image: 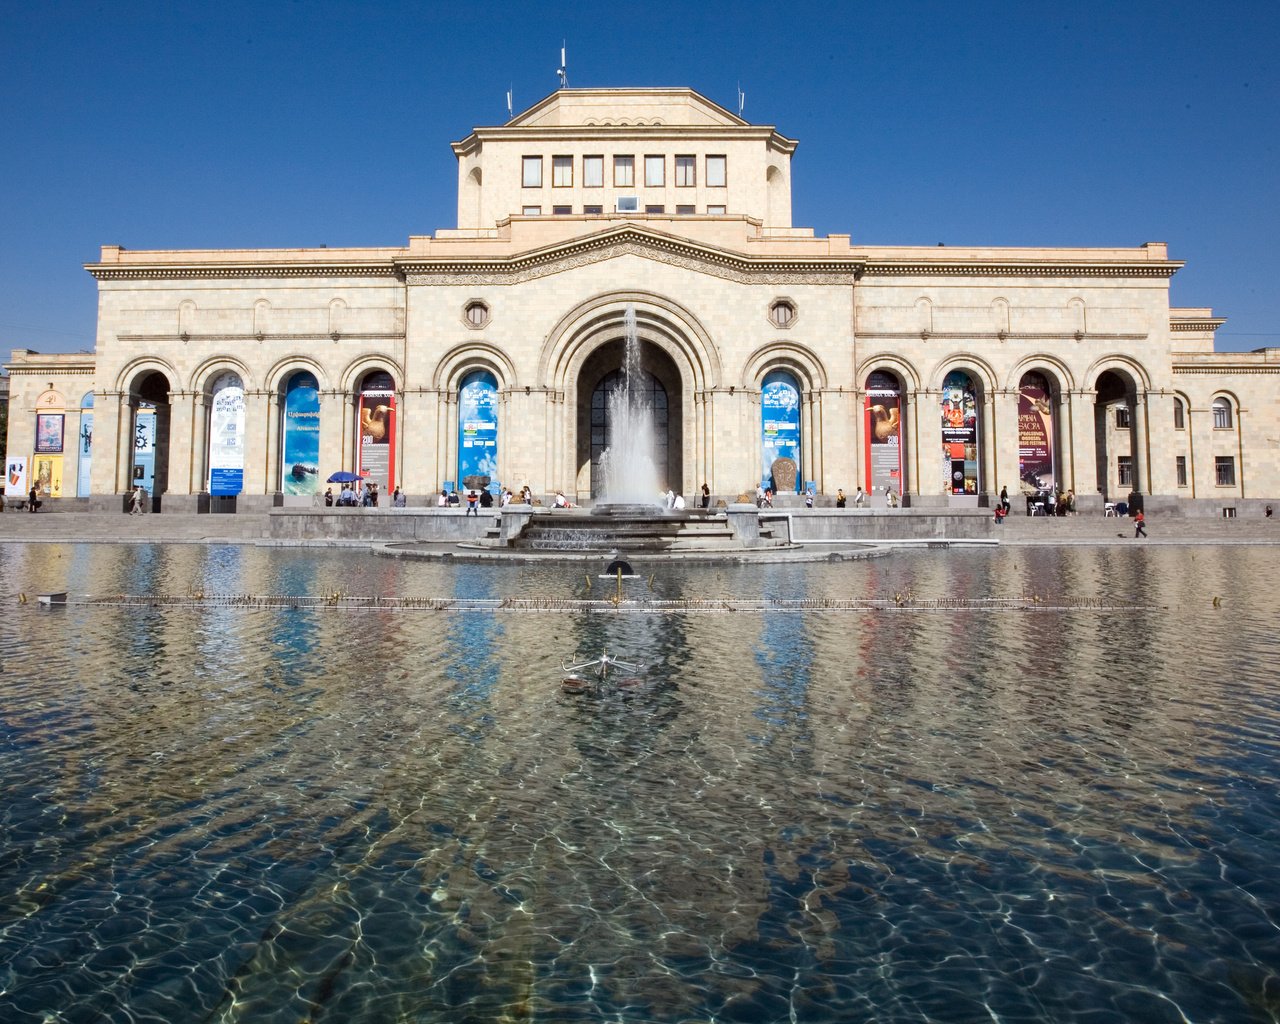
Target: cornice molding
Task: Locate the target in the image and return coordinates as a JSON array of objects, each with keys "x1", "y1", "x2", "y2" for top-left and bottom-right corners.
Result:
[
  {"x1": 860, "y1": 260, "x2": 1182, "y2": 280},
  {"x1": 1172, "y1": 365, "x2": 1280, "y2": 375},
  {"x1": 860, "y1": 331, "x2": 1148, "y2": 342},
  {"x1": 86, "y1": 263, "x2": 401, "y2": 282},
  {"x1": 117, "y1": 333, "x2": 404, "y2": 344},
  {"x1": 1170, "y1": 319, "x2": 1227, "y2": 331}
]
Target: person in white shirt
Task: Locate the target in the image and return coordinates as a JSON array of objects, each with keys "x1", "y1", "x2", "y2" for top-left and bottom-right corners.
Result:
[
  {"x1": 854, "y1": 487, "x2": 865, "y2": 508},
  {"x1": 673, "y1": 493, "x2": 685, "y2": 510}
]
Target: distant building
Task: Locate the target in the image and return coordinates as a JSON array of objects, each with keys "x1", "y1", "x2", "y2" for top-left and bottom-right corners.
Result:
[{"x1": 6, "y1": 87, "x2": 1278, "y2": 512}]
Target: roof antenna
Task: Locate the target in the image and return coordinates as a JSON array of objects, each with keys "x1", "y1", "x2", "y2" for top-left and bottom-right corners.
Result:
[
  {"x1": 557, "y1": 42, "x2": 567, "y2": 88},
  {"x1": 737, "y1": 82, "x2": 745, "y2": 118},
  {"x1": 506, "y1": 85, "x2": 513, "y2": 120}
]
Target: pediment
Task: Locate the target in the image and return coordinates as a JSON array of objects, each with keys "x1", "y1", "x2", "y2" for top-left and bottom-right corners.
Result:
[
  {"x1": 505, "y1": 88, "x2": 747, "y2": 129},
  {"x1": 399, "y1": 224, "x2": 857, "y2": 287}
]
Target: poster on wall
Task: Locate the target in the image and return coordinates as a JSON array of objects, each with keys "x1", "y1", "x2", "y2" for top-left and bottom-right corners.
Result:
[
  {"x1": 761, "y1": 372, "x2": 800, "y2": 491},
  {"x1": 458, "y1": 372, "x2": 498, "y2": 490},
  {"x1": 77, "y1": 410, "x2": 94, "y2": 498},
  {"x1": 941, "y1": 370, "x2": 978, "y2": 495},
  {"x1": 133, "y1": 405, "x2": 156, "y2": 491},
  {"x1": 35, "y1": 414, "x2": 65, "y2": 454},
  {"x1": 33, "y1": 456, "x2": 62, "y2": 498},
  {"x1": 6, "y1": 456, "x2": 28, "y2": 499},
  {"x1": 281, "y1": 373, "x2": 321, "y2": 495},
  {"x1": 1018, "y1": 374, "x2": 1055, "y2": 496},
  {"x1": 865, "y1": 371, "x2": 902, "y2": 496},
  {"x1": 208, "y1": 375, "x2": 246, "y2": 496},
  {"x1": 357, "y1": 380, "x2": 396, "y2": 492}
]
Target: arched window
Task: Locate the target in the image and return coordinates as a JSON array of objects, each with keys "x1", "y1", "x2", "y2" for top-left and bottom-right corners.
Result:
[
  {"x1": 458, "y1": 370, "x2": 499, "y2": 490},
  {"x1": 1212, "y1": 398, "x2": 1233, "y2": 429},
  {"x1": 281, "y1": 371, "x2": 321, "y2": 496},
  {"x1": 761, "y1": 370, "x2": 801, "y2": 493},
  {"x1": 1173, "y1": 397, "x2": 1185, "y2": 430}
]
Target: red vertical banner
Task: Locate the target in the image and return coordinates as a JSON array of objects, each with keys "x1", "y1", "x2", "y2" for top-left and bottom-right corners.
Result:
[{"x1": 357, "y1": 385, "x2": 396, "y2": 493}]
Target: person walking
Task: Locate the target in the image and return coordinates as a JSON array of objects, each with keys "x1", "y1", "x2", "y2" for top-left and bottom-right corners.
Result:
[
  {"x1": 854, "y1": 486, "x2": 865, "y2": 508},
  {"x1": 1134, "y1": 509, "x2": 1147, "y2": 538},
  {"x1": 804, "y1": 487, "x2": 814, "y2": 510},
  {"x1": 129, "y1": 485, "x2": 144, "y2": 515}
]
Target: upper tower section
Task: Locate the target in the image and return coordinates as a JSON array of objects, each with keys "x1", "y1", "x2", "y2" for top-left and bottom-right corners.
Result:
[{"x1": 450, "y1": 88, "x2": 798, "y2": 232}]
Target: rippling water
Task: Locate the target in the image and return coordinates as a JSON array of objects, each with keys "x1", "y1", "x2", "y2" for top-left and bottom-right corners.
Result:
[{"x1": 1, "y1": 543, "x2": 1278, "y2": 1023}]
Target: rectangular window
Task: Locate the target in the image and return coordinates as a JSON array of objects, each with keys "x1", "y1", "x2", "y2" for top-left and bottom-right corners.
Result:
[
  {"x1": 644, "y1": 204, "x2": 665, "y2": 214},
  {"x1": 521, "y1": 205, "x2": 541, "y2": 216},
  {"x1": 1117, "y1": 455, "x2": 1133, "y2": 487},
  {"x1": 706, "y1": 155, "x2": 727, "y2": 187},
  {"x1": 644, "y1": 155, "x2": 664, "y2": 187},
  {"x1": 522, "y1": 156, "x2": 542, "y2": 188},
  {"x1": 552, "y1": 205, "x2": 571, "y2": 215},
  {"x1": 1215, "y1": 456, "x2": 1236, "y2": 486},
  {"x1": 1115, "y1": 407, "x2": 1131, "y2": 428},
  {"x1": 1173, "y1": 400, "x2": 1185, "y2": 429},
  {"x1": 676, "y1": 204, "x2": 695, "y2": 215},
  {"x1": 675, "y1": 155, "x2": 696, "y2": 187},
  {"x1": 583, "y1": 204, "x2": 603, "y2": 215},
  {"x1": 552, "y1": 155, "x2": 572, "y2": 187},
  {"x1": 1176, "y1": 455, "x2": 1187, "y2": 487},
  {"x1": 583, "y1": 155, "x2": 603, "y2": 188},
  {"x1": 707, "y1": 204, "x2": 726, "y2": 215},
  {"x1": 614, "y1": 155, "x2": 634, "y2": 187}
]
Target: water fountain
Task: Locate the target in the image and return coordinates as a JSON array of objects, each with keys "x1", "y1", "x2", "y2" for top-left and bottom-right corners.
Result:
[{"x1": 594, "y1": 305, "x2": 661, "y2": 515}]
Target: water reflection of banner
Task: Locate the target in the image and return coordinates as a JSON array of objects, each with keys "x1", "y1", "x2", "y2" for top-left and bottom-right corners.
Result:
[
  {"x1": 282, "y1": 373, "x2": 321, "y2": 496},
  {"x1": 1018, "y1": 378, "x2": 1055, "y2": 495},
  {"x1": 358, "y1": 391, "x2": 395, "y2": 490},
  {"x1": 209, "y1": 379, "x2": 246, "y2": 496}
]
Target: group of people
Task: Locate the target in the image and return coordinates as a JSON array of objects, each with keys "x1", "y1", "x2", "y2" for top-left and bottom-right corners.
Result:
[{"x1": 323, "y1": 481, "x2": 406, "y2": 507}]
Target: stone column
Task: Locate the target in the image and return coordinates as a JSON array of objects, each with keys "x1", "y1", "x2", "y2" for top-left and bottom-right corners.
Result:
[
  {"x1": 241, "y1": 389, "x2": 270, "y2": 497},
  {"x1": 1142, "y1": 392, "x2": 1177, "y2": 500},
  {"x1": 909, "y1": 388, "x2": 945, "y2": 505},
  {"x1": 992, "y1": 388, "x2": 1020, "y2": 506},
  {"x1": 1067, "y1": 388, "x2": 1102, "y2": 514},
  {"x1": 93, "y1": 390, "x2": 127, "y2": 502},
  {"x1": 168, "y1": 391, "x2": 197, "y2": 496},
  {"x1": 318, "y1": 389, "x2": 346, "y2": 478}
]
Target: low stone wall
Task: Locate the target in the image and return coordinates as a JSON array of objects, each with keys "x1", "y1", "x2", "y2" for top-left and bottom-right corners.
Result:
[
  {"x1": 772, "y1": 508, "x2": 994, "y2": 543},
  {"x1": 268, "y1": 509, "x2": 500, "y2": 542}
]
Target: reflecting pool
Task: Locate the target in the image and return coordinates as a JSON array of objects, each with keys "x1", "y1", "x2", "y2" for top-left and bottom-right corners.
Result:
[{"x1": 1, "y1": 543, "x2": 1278, "y2": 1023}]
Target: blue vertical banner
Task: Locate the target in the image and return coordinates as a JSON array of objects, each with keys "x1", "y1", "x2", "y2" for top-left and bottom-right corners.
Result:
[
  {"x1": 458, "y1": 370, "x2": 499, "y2": 490},
  {"x1": 77, "y1": 393, "x2": 94, "y2": 498},
  {"x1": 208, "y1": 373, "x2": 246, "y2": 496},
  {"x1": 281, "y1": 372, "x2": 321, "y2": 495},
  {"x1": 761, "y1": 371, "x2": 801, "y2": 491}
]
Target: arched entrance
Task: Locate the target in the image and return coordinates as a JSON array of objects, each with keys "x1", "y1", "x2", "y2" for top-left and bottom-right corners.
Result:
[
  {"x1": 578, "y1": 338, "x2": 681, "y2": 500},
  {"x1": 130, "y1": 371, "x2": 171, "y2": 511},
  {"x1": 1094, "y1": 370, "x2": 1139, "y2": 502}
]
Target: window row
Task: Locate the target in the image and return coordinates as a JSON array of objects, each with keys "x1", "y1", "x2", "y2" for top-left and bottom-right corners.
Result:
[
  {"x1": 520, "y1": 204, "x2": 727, "y2": 216},
  {"x1": 1115, "y1": 397, "x2": 1234, "y2": 430},
  {"x1": 522, "y1": 154, "x2": 727, "y2": 189}
]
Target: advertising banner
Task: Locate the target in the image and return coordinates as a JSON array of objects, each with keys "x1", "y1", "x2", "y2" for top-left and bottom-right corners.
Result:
[
  {"x1": 458, "y1": 371, "x2": 498, "y2": 490},
  {"x1": 6, "y1": 456, "x2": 28, "y2": 498},
  {"x1": 133, "y1": 405, "x2": 156, "y2": 490},
  {"x1": 1018, "y1": 374, "x2": 1055, "y2": 495},
  {"x1": 865, "y1": 371, "x2": 902, "y2": 496},
  {"x1": 941, "y1": 370, "x2": 978, "y2": 494},
  {"x1": 77, "y1": 411, "x2": 93, "y2": 498},
  {"x1": 209, "y1": 375, "x2": 246, "y2": 496},
  {"x1": 281, "y1": 372, "x2": 321, "y2": 495},
  {"x1": 33, "y1": 455, "x2": 62, "y2": 498},
  {"x1": 358, "y1": 387, "x2": 396, "y2": 491},
  {"x1": 761, "y1": 372, "x2": 800, "y2": 491},
  {"x1": 35, "y1": 413, "x2": 64, "y2": 453}
]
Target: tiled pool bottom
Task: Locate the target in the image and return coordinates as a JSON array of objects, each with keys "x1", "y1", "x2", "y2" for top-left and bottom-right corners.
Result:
[{"x1": 1, "y1": 544, "x2": 1278, "y2": 1023}]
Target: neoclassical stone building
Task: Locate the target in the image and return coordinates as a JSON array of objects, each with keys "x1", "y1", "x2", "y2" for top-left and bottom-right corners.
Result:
[{"x1": 5, "y1": 87, "x2": 1278, "y2": 513}]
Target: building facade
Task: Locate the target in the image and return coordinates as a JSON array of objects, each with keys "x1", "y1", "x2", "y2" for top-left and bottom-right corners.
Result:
[{"x1": 5, "y1": 87, "x2": 1278, "y2": 512}]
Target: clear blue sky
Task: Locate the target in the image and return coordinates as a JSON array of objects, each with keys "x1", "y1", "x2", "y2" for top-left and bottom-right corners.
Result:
[{"x1": 2, "y1": 0, "x2": 1277, "y2": 356}]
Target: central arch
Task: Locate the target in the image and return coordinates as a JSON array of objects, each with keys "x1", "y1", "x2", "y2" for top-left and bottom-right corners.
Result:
[{"x1": 578, "y1": 338, "x2": 680, "y2": 498}]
